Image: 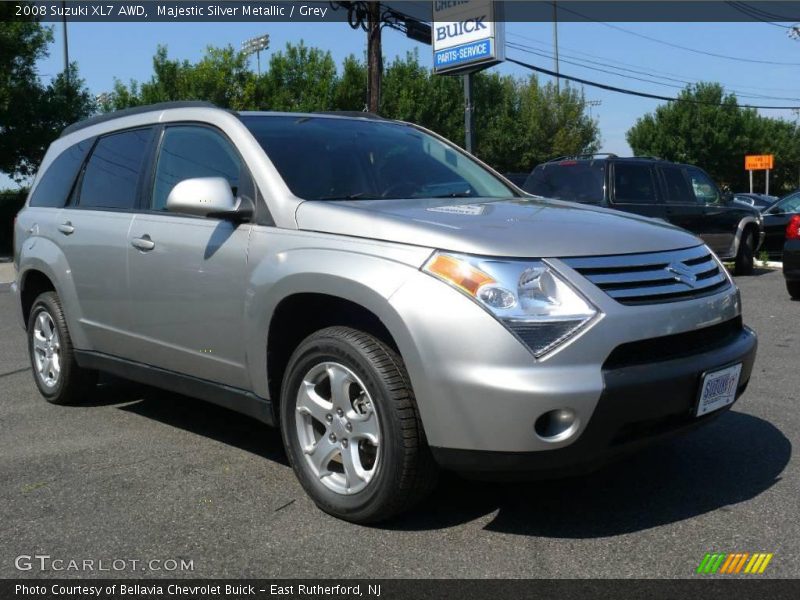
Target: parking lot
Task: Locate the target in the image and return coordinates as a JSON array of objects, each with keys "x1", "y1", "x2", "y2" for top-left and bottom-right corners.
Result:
[{"x1": 0, "y1": 268, "x2": 797, "y2": 579}]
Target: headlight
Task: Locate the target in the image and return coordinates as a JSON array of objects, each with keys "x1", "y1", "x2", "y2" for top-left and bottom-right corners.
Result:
[{"x1": 423, "y1": 252, "x2": 599, "y2": 357}]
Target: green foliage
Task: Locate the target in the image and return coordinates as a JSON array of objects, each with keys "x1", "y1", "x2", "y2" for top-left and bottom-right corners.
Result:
[
  {"x1": 0, "y1": 13, "x2": 95, "y2": 181},
  {"x1": 105, "y1": 42, "x2": 600, "y2": 173},
  {"x1": 627, "y1": 83, "x2": 800, "y2": 194}
]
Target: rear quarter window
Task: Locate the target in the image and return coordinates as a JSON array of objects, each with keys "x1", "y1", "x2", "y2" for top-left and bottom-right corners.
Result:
[
  {"x1": 613, "y1": 163, "x2": 658, "y2": 204},
  {"x1": 523, "y1": 162, "x2": 605, "y2": 204},
  {"x1": 29, "y1": 139, "x2": 94, "y2": 208}
]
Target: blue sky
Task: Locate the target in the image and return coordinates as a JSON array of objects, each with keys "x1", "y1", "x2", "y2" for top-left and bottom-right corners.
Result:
[{"x1": 8, "y1": 17, "x2": 800, "y2": 188}]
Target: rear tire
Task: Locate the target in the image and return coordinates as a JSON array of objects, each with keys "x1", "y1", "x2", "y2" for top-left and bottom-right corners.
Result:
[
  {"x1": 734, "y1": 229, "x2": 755, "y2": 276},
  {"x1": 280, "y1": 326, "x2": 438, "y2": 523},
  {"x1": 787, "y1": 281, "x2": 800, "y2": 300},
  {"x1": 27, "y1": 291, "x2": 97, "y2": 405}
]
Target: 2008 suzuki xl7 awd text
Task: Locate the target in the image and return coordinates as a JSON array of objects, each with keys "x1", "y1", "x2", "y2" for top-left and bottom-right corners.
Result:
[{"x1": 13, "y1": 102, "x2": 757, "y2": 523}]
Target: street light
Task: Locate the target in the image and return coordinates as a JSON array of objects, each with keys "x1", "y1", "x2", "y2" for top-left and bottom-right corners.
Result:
[{"x1": 241, "y1": 34, "x2": 270, "y2": 76}]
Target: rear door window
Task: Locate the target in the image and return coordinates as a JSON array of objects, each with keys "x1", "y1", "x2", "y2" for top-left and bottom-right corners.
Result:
[
  {"x1": 523, "y1": 162, "x2": 605, "y2": 204},
  {"x1": 78, "y1": 128, "x2": 153, "y2": 210},
  {"x1": 613, "y1": 163, "x2": 658, "y2": 204},
  {"x1": 29, "y1": 139, "x2": 94, "y2": 208},
  {"x1": 660, "y1": 166, "x2": 697, "y2": 204}
]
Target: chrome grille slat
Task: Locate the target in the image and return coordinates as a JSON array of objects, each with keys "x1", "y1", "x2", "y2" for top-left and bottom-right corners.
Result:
[
  {"x1": 565, "y1": 244, "x2": 709, "y2": 270},
  {"x1": 563, "y1": 245, "x2": 730, "y2": 305}
]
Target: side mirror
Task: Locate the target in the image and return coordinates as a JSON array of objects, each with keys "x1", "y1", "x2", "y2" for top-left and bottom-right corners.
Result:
[{"x1": 166, "y1": 177, "x2": 252, "y2": 221}]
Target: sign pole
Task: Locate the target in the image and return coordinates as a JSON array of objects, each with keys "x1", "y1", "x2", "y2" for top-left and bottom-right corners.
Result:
[
  {"x1": 464, "y1": 72, "x2": 475, "y2": 154},
  {"x1": 749, "y1": 169, "x2": 753, "y2": 193},
  {"x1": 766, "y1": 169, "x2": 770, "y2": 196}
]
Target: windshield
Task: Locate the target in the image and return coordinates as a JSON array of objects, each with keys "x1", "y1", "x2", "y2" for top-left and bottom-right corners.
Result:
[
  {"x1": 241, "y1": 115, "x2": 515, "y2": 201},
  {"x1": 523, "y1": 162, "x2": 605, "y2": 204}
]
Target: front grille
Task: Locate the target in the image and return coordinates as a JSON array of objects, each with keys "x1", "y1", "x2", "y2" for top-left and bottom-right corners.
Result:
[{"x1": 562, "y1": 245, "x2": 730, "y2": 305}]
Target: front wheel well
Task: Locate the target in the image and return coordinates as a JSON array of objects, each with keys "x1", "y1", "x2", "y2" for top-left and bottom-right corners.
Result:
[
  {"x1": 20, "y1": 270, "x2": 56, "y2": 329},
  {"x1": 266, "y1": 293, "x2": 399, "y2": 414}
]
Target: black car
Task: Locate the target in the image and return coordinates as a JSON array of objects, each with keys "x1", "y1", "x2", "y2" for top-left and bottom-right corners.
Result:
[
  {"x1": 733, "y1": 192, "x2": 778, "y2": 210},
  {"x1": 524, "y1": 155, "x2": 764, "y2": 275},
  {"x1": 784, "y1": 214, "x2": 800, "y2": 299},
  {"x1": 762, "y1": 190, "x2": 800, "y2": 259}
]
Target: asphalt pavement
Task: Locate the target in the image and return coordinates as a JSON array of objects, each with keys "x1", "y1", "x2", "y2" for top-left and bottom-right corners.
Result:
[{"x1": 0, "y1": 269, "x2": 797, "y2": 578}]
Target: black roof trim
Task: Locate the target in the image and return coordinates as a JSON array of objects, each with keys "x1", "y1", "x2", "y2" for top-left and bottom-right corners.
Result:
[
  {"x1": 312, "y1": 111, "x2": 389, "y2": 120},
  {"x1": 60, "y1": 101, "x2": 223, "y2": 138}
]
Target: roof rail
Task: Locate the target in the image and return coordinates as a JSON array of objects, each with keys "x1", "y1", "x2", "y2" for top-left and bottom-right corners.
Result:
[
  {"x1": 546, "y1": 152, "x2": 618, "y2": 162},
  {"x1": 312, "y1": 110, "x2": 388, "y2": 120},
  {"x1": 60, "y1": 101, "x2": 221, "y2": 138}
]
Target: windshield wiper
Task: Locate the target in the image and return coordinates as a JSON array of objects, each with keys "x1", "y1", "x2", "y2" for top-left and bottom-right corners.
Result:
[
  {"x1": 315, "y1": 193, "x2": 379, "y2": 201},
  {"x1": 429, "y1": 192, "x2": 474, "y2": 198}
]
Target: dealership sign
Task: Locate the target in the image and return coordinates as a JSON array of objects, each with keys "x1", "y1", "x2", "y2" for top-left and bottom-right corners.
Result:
[{"x1": 432, "y1": 1, "x2": 505, "y2": 74}]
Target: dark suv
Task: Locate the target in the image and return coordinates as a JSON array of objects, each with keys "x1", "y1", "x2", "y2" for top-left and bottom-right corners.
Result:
[{"x1": 523, "y1": 155, "x2": 764, "y2": 275}]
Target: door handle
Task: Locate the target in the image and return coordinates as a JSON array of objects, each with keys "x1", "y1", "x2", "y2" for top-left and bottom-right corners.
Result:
[
  {"x1": 131, "y1": 235, "x2": 155, "y2": 251},
  {"x1": 57, "y1": 222, "x2": 74, "y2": 235}
]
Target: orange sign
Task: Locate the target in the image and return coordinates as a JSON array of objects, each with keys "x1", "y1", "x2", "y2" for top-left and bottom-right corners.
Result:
[{"x1": 745, "y1": 155, "x2": 774, "y2": 170}]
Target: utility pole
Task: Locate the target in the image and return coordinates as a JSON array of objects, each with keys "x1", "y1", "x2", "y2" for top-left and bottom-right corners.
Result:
[
  {"x1": 552, "y1": 1, "x2": 560, "y2": 93},
  {"x1": 62, "y1": 0, "x2": 69, "y2": 85},
  {"x1": 367, "y1": 2, "x2": 382, "y2": 113},
  {"x1": 464, "y1": 74, "x2": 475, "y2": 153}
]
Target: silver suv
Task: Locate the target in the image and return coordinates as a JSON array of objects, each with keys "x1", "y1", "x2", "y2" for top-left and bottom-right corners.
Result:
[{"x1": 13, "y1": 102, "x2": 757, "y2": 523}]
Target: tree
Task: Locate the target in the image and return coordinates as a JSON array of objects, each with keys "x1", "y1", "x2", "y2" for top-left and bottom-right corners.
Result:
[
  {"x1": 627, "y1": 83, "x2": 800, "y2": 193},
  {"x1": 0, "y1": 13, "x2": 94, "y2": 181},
  {"x1": 105, "y1": 43, "x2": 601, "y2": 175}
]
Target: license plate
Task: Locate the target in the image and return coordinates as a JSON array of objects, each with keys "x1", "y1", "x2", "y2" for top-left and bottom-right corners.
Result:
[{"x1": 696, "y1": 364, "x2": 742, "y2": 417}]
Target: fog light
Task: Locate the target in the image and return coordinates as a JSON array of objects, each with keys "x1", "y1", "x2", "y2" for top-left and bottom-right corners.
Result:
[{"x1": 534, "y1": 408, "x2": 578, "y2": 441}]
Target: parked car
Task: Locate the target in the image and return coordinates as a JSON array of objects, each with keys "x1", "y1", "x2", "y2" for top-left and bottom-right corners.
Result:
[
  {"x1": 13, "y1": 103, "x2": 757, "y2": 523},
  {"x1": 733, "y1": 192, "x2": 778, "y2": 210},
  {"x1": 762, "y1": 190, "x2": 800, "y2": 259},
  {"x1": 784, "y1": 215, "x2": 800, "y2": 299},
  {"x1": 503, "y1": 172, "x2": 530, "y2": 188},
  {"x1": 523, "y1": 155, "x2": 764, "y2": 275}
]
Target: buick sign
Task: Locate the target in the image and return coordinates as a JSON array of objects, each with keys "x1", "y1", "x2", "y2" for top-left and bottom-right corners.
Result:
[{"x1": 432, "y1": 0, "x2": 505, "y2": 74}]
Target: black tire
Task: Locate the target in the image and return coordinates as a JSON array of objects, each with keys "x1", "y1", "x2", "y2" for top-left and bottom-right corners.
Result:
[
  {"x1": 27, "y1": 291, "x2": 97, "y2": 405},
  {"x1": 734, "y1": 228, "x2": 755, "y2": 276},
  {"x1": 787, "y1": 281, "x2": 800, "y2": 300},
  {"x1": 280, "y1": 326, "x2": 438, "y2": 523}
]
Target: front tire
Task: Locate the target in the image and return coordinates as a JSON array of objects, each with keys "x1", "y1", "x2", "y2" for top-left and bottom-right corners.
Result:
[
  {"x1": 280, "y1": 326, "x2": 437, "y2": 523},
  {"x1": 787, "y1": 280, "x2": 800, "y2": 300},
  {"x1": 27, "y1": 291, "x2": 97, "y2": 404},
  {"x1": 734, "y1": 229, "x2": 755, "y2": 276}
]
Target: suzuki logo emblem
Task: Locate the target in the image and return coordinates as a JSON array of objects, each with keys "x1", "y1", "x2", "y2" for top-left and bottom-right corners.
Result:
[{"x1": 666, "y1": 262, "x2": 697, "y2": 287}]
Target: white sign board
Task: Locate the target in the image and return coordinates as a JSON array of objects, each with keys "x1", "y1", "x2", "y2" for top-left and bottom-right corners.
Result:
[{"x1": 432, "y1": 1, "x2": 505, "y2": 74}]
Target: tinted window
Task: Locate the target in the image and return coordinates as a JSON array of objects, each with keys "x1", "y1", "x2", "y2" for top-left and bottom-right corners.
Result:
[
  {"x1": 776, "y1": 192, "x2": 800, "y2": 214},
  {"x1": 613, "y1": 163, "x2": 657, "y2": 204},
  {"x1": 152, "y1": 126, "x2": 243, "y2": 211},
  {"x1": 523, "y1": 162, "x2": 605, "y2": 204},
  {"x1": 29, "y1": 139, "x2": 93, "y2": 208},
  {"x1": 242, "y1": 116, "x2": 514, "y2": 200},
  {"x1": 79, "y1": 129, "x2": 152, "y2": 209},
  {"x1": 687, "y1": 168, "x2": 720, "y2": 205},
  {"x1": 661, "y1": 166, "x2": 696, "y2": 204}
]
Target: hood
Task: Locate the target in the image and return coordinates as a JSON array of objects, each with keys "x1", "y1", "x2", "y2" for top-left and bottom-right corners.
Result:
[{"x1": 294, "y1": 197, "x2": 702, "y2": 258}]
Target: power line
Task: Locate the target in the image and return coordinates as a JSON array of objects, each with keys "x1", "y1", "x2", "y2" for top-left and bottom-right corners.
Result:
[
  {"x1": 725, "y1": 1, "x2": 792, "y2": 28},
  {"x1": 506, "y1": 40, "x2": 800, "y2": 102},
  {"x1": 506, "y1": 31, "x2": 800, "y2": 93},
  {"x1": 506, "y1": 56, "x2": 800, "y2": 110},
  {"x1": 557, "y1": 3, "x2": 800, "y2": 66}
]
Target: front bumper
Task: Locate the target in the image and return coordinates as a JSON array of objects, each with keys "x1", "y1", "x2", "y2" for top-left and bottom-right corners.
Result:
[
  {"x1": 783, "y1": 239, "x2": 800, "y2": 282},
  {"x1": 431, "y1": 320, "x2": 757, "y2": 478}
]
